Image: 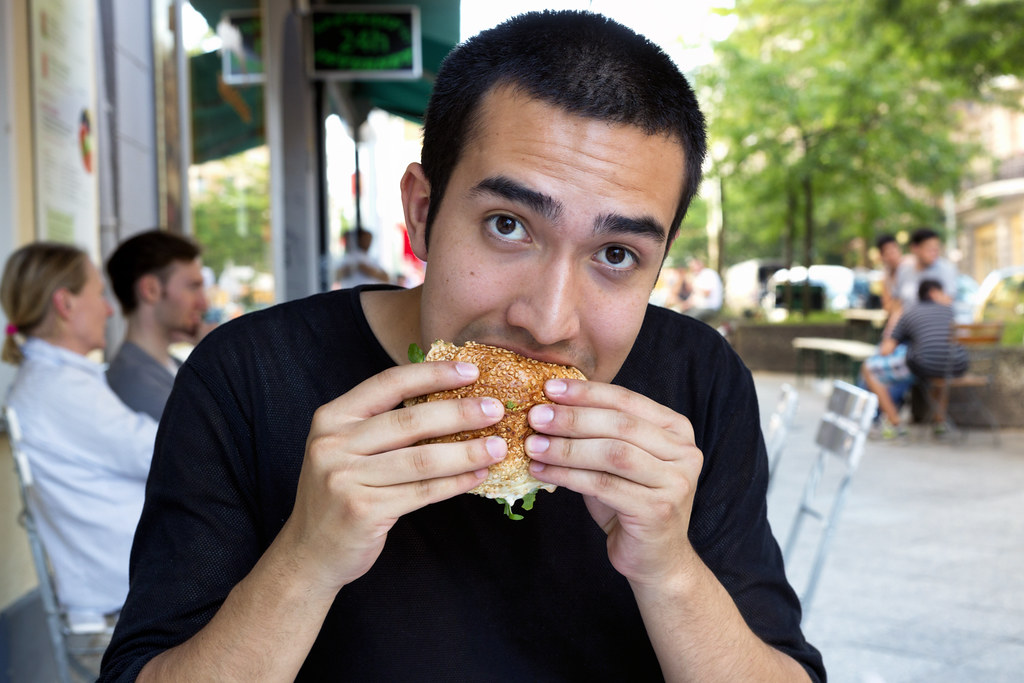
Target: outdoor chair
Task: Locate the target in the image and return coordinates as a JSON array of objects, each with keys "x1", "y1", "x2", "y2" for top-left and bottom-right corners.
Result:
[
  {"x1": 765, "y1": 382, "x2": 799, "y2": 493},
  {"x1": 783, "y1": 380, "x2": 877, "y2": 619},
  {"x1": 4, "y1": 405, "x2": 115, "y2": 683},
  {"x1": 918, "y1": 321, "x2": 1003, "y2": 446}
]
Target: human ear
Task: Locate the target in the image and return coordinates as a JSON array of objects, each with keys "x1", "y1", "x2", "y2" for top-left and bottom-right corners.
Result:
[
  {"x1": 137, "y1": 273, "x2": 162, "y2": 304},
  {"x1": 400, "y1": 162, "x2": 431, "y2": 260},
  {"x1": 51, "y1": 288, "x2": 73, "y2": 320}
]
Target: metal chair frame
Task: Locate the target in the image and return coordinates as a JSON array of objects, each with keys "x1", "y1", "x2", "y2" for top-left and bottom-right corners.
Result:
[
  {"x1": 4, "y1": 405, "x2": 114, "y2": 682},
  {"x1": 765, "y1": 382, "x2": 799, "y2": 493},
  {"x1": 783, "y1": 380, "x2": 877, "y2": 618}
]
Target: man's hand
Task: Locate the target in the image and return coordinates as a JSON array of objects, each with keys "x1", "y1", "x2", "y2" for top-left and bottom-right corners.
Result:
[
  {"x1": 523, "y1": 380, "x2": 812, "y2": 682},
  {"x1": 138, "y1": 361, "x2": 507, "y2": 682},
  {"x1": 523, "y1": 378, "x2": 703, "y2": 586},
  {"x1": 281, "y1": 360, "x2": 508, "y2": 596}
]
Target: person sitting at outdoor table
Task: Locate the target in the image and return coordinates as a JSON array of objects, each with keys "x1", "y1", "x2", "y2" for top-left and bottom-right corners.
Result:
[
  {"x1": 860, "y1": 279, "x2": 967, "y2": 439},
  {"x1": 1, "y1": 242, "x2": 158, "y2": 623}
]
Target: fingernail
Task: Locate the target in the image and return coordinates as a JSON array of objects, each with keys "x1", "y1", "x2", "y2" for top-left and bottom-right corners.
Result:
[
  {"x1": 529, "y1": 462, "x2": 546, "y2": 473},
  {"x1": 485, "y1": 436, "x2": 507, "y2": 460},
  {"x1": 456, "y1": 362, "x2": 478, "y2": 379},
  {"x1": 481, "y1": 398, "x2": 504, "y2": 418},
  {"x1": 526, "y1": 434, "x2": 549, "y2": 454},
  {"x1": 531, "y1": 404, "x2": 554, "y2": 426},
  {"x1": 545, "y1": 379, "x2": 567, "y2": 396}
]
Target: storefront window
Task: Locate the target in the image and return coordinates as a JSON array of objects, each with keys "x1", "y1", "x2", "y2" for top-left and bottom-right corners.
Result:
[{"x1": 156, "y1": 0, "x2": 273, "y2": 321}]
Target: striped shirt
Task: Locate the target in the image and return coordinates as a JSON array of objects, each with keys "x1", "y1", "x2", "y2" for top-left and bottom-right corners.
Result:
[{"x1": 892, "y1": 301, "x2": 968, "y2": 377}]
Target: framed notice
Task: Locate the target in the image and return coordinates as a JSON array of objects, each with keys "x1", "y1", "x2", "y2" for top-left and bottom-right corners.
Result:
[
  {"x1": 308, "y1": 5, "x2": 422, "y2": 81},
  {"x1": 28, "y1": 0, "x2": 99, "y2": 259}
]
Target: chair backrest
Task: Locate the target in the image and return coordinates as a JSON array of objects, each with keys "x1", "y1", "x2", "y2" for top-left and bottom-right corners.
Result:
[
  {"x1": 783, "y1": 380, "x2": 878, "y2": 618},
  {"x1": 4, "y1": 405, "x2": 110, "y2": 683},
  {"x1": 815, "y1": 379, "x2": 878, "y2": 471},
  {"x1": 765, "y1": 383, "x2": 799, "y2": 487}
]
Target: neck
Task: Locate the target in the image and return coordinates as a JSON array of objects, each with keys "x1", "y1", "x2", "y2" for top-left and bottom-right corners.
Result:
[
  {"x1": 361, "y1": 287, "x2": 422, "y2": 365},
  {"x1": 124, "y1": 317, "x2": 172, "y2": 365},
  {"x1": 39, "y1": 334, "x2": 93, "y2": 358}
]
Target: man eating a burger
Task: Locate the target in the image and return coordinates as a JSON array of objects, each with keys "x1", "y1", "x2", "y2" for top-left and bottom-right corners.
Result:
[{"x1": 101, "y1": 11, "x2": 823, "y2": 682}]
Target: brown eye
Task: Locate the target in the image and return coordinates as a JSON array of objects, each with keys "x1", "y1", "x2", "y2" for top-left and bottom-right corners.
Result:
[
  {"x1": 495, "y1": 216, "x2": 518, "y2": 235},
  {"x1": 485, "y1": 215, "x2": 528, "y2": 241},
  {"x1": 596, "y1": 245, "x2": 637, "y2": 270},
  {"x1": 606, "y1": 247, "x2": 626, "y2": 264}
]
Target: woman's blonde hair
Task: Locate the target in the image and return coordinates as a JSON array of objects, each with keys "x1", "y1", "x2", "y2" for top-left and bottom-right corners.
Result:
[{"x1": 1, "y1": 242, "x2": 89, "y2": 365}]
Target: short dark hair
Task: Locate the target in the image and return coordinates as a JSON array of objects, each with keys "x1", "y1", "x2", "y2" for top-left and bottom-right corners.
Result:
[
  {"x1": 909, "y1": 227, "x2": 940, "y2": 246},
  {"x1": 875, "y1": 233, "x2": 897, "y2": 250},
  {"x1": 420, "y1": 10, "x2": 706, "y2": 247},
  {"x1": 918, "y1": 278, "x2": 943, "y2": 302},
  {"x1": 106, "y1": 230, "x2": 200, "y2": 314}
]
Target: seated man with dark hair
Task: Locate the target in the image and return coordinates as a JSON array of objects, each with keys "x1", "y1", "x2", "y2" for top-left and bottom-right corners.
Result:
[
  {"x1": 861, "y1": 279, "x2": 967, "y2": 438},
  {"x1": 105, "y1": 230, "x2": 209, "y2": 421}
]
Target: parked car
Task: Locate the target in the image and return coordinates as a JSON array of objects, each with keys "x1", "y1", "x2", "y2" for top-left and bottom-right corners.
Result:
[
  {"x1": 974, "y1": 265, "x2": 1024, "y2": 323},
  {"x1": 724, "y1": 258, "x2": 786, "y2": 316},
  {"x1": 762, "y1": 265, "x2": 856, "y2": 315},
  {"x1": 851, "y1": 268, "x2": 884, "y2": 309}
]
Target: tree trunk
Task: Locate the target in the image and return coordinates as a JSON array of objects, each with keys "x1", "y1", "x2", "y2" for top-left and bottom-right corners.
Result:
[{"x1": 801, "y1": 173, "x2": 814, "y2": 318}]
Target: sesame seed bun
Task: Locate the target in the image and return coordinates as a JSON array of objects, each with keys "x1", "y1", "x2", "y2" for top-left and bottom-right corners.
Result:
[{"x1": 405, "y1": 341, "x2": 587, "y2": 504}]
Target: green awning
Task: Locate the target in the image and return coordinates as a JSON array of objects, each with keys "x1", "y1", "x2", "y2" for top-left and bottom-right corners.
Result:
[
  {"x1": 190, "y1": 50, "x2": 265, "y2": 164},
  {"x1": 189, "y1": 0, "x2": 459, "y2": 133}
]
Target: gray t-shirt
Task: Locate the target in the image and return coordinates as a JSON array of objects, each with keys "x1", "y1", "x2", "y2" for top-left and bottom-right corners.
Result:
[
  {"x1": 106, "y1": 341, "x2": 179, "y2": 422},
  {"x1": 895, "y1": 257, "x2": 958, "y2": 310}
]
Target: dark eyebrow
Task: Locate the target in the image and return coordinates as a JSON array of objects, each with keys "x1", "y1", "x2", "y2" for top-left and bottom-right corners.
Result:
[
  {"x1": 471, "y1": 176, "x2": 563, "y2": 222},
  {"x1": 471, "y1": 174, "x2": 666, "y2": 244},
  {"x1": 594, "y1": 213, "x2": 667, "y2": 244}
]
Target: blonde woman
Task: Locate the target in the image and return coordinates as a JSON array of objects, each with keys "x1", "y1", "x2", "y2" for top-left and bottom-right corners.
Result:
[{"x1": 2, "y1": 242, "x2": 157, "y2": 624}]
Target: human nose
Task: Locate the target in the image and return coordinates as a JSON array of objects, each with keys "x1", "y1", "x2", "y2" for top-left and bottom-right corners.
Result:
[{"x1": 506, "y1": 260, "x2": 581, "y2": 346}]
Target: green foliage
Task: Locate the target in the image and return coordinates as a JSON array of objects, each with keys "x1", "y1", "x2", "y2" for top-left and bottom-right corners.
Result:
[
  {"x1": 667, "y1": 197, "x2": 710, "y2": 266},
  {"x1": 698, "y1": 0, "x2": 990, "y2": 282},
  {"x1": 191, "y1": 151, "x2": 272, "y2": 279},
  {"x1": 859, "y1": 0, "x2": 1024, "y2": 102}
]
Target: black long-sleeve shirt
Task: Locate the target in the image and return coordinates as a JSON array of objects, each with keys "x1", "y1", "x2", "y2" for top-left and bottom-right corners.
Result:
[{"x1": 100, "y1": 287, "x2": 824, "y2": 682}]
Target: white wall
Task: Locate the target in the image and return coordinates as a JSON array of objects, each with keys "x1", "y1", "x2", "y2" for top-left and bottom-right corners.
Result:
[{"x1": 0, "y1": 0, "x2": 21, "y2": 400}]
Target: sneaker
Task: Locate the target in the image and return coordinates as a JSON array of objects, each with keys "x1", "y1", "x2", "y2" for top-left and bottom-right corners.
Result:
[
  {"x1": 880, "y1": 418, "x2": 908, "y2": 441},
  {"x1": 933, "y1": 421, "x2": 953, "y2": 440}
]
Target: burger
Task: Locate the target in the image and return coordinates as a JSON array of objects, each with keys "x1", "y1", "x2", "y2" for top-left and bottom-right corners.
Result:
[{"x1": 405, "y1": 341, "x2": 587, "y2": 519}]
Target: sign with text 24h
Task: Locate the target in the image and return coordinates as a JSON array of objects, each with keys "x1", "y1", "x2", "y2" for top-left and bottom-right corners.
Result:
[{"x1": 309, "y1": 6, "x2": 422, "y2": 80}]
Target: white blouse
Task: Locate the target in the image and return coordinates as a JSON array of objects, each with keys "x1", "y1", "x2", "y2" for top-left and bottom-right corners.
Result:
[{"x1": 6, "y1": 337, "x2": 158, "y2": 617}]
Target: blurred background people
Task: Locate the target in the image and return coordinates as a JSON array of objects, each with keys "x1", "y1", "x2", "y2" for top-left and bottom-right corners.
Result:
[
  {"x1": 334, "y1": 228, "x2": 391, "y2": 289},
  {"x1": 875, "y1": 233, "x2": 905, "y2": 318},
  {"x1": 105, "y1": 230, "x2": 209, "y2": 421},
  {"x1": 678, "y1": 256, "x2": 723, "y2": 321},
  {"x1": 861, "y1": 279, "x2": 967, "y2": 439},
  {"x1": 894, "y1": 227, "x2": 958, "y2": 312},
  {"x1": 1, "y1": 242, "x2": 157, "y2": 623}
]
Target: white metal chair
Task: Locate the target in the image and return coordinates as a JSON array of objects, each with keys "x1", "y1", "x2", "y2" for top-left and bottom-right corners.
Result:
[
  {"x1": 782, "y1": 380, "x2": 877, "y2": 618},
  {"x1": 4, "y1": 405, "x2": 114, "y2": 682},
  {"x1": 765, "y1": 382, "x2": 799, "y2": 493}
]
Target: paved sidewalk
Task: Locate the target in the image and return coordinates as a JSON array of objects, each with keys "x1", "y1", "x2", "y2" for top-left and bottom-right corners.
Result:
[{"x1": 754, "y1": 372, "x2": 1024, "y2": 683}]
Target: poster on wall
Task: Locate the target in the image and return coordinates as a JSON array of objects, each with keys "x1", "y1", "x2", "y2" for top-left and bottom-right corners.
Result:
[{"x1": 29, "y1": 0, "x2": 99, "y2": 260}]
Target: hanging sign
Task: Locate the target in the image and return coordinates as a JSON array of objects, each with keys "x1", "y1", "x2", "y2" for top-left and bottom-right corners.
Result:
[{"x1": 308, "y1": 5, "x2": 422, "y2": 80}]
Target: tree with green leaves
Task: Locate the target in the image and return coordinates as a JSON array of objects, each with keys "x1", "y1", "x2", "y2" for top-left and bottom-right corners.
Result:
[{"x1": 698, "y1": 0, "x2": 982, "y2": 315}]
